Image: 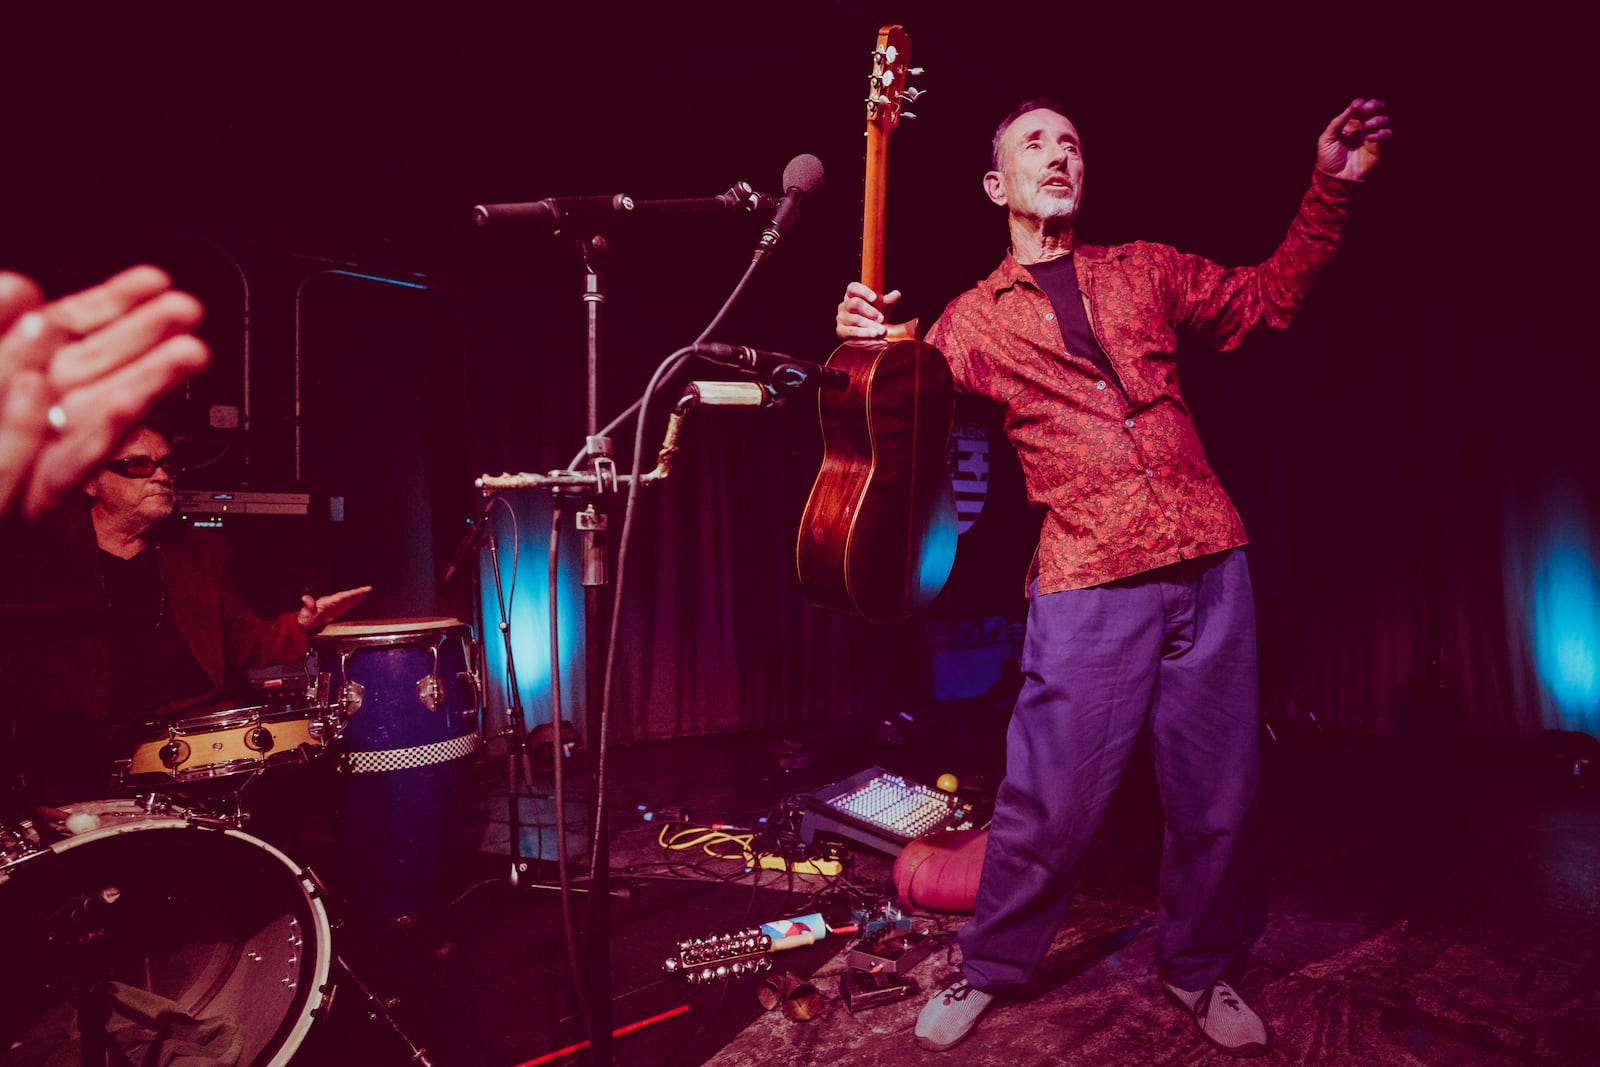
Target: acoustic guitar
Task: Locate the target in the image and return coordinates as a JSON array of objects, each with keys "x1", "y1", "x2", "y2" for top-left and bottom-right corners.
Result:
[{"x1": 796, "y1": 24, "x2": 956, "y2": 624}]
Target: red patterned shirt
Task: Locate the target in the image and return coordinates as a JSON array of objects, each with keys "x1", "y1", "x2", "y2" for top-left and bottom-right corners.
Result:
[{"x1": 928, "y1": 168, "x2": 1358, "y2": 595}]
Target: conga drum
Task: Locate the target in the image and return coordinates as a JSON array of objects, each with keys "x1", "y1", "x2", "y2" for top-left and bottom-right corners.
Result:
[{"x1": 313, "y1": 617, "x2": 480, "y2": 922}]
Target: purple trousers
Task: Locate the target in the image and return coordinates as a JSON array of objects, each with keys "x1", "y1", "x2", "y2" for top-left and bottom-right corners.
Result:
[{"x1": 959, "y1": 548, "x2": 1263, "y2": 993}]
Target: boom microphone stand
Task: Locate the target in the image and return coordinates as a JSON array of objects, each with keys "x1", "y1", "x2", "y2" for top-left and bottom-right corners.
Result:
[
  {"x1": 471, "y1": 165, "x2": 821, "y2": 1063},
  {"x1": 575, "y1": 231, "x2": 616, "y2": 1061}
]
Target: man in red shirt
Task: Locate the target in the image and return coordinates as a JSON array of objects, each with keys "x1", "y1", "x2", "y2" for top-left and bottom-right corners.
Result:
[{"x1": 836, "y1": 96, "x2": 1391, "y2": 1056}]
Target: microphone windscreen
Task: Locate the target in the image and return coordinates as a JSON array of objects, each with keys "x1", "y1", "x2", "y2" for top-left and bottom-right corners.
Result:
[{"x1": 782, "y1": 154, "x2": 825, "y2": 196}]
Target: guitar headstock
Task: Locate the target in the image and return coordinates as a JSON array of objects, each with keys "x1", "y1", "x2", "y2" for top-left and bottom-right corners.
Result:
[{"x1": 866, "y1": 24, "x2": 923, "y2": 136}]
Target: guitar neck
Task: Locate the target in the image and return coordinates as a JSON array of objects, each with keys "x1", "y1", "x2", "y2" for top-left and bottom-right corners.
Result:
[
  {"x1": 860, "y1": 124, "x2": 890, "y2": 297},
  {"x1": 858, "y1": 25, "x2": 918, "y2": 339}
]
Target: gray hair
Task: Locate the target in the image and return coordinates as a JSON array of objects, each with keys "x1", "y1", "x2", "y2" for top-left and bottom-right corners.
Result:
[{"x1": 990, "y1": 96, "x2": 1069, "y2": 170}]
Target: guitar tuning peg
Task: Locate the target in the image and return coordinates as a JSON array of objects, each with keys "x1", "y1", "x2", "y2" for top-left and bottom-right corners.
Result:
[
  {"x1": 903, "y1": 86, "x2": 923, "y2": 103},
  {"x1": 909, "y1": 67, "x2": 925, "y2": 76},
  {"x1": 902, "y1": 111, "x2": 918, "y2": 121}
]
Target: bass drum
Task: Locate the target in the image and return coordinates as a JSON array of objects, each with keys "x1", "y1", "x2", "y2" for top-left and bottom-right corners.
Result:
[{"x1": 0, "y1": 799, "x2": 333, "y2": 1067}]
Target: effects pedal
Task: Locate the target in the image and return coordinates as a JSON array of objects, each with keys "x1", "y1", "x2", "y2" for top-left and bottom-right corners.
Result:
[
  {"x1": 839, "y1": 969, "x2": 917, "y2": 1013},
  {"x1": 845, "y1": 928, "x2": 933, "y2": 974}
]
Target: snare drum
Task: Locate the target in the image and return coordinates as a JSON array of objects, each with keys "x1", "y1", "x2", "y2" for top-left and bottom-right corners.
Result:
[
  {"x1": 0, "y1": 798, "x2": 333, "y2": 1066},
  {"x1": 313, "y1": 617, "x2": 480, "y2": 921},
  {"x1": 124, "y1": 697, "x2": 333, "y2": 785}
]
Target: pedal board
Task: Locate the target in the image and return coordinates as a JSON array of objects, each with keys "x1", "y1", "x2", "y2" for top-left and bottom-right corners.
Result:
[{"x1": 846, "y1": 928, "x2": 933, "y2": 974}]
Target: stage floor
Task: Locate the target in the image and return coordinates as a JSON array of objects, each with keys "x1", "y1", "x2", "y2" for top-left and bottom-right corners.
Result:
[{"x1": 132, "y1": 716, "x2": 1600, "y2": 1066}]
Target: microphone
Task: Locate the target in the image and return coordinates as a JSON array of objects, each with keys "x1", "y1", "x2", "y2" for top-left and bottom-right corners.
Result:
[
  {"x1": 754, "y1": 154, "x2": 824, "y2": 260},
  {"x1": 473, "y1": 183, "x2": 762, "y2": 234},
  {"x1": 440, "y1": 503, "x2": 495, "y2": 584},
  {"x1": 691, "y1": 343, "x2": 848, "y2": 392},
  {"x1": 472, "y1": 194, "x2": 631, "y2": 232}
]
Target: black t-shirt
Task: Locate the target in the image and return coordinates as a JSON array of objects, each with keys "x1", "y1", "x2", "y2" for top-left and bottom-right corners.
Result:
[
  {"x1": 1025, "y1": 254, "x2": 1124, "y2": 395},
  {"x1": 99, "y1": 548, "x2": 212, "y2": 723}
]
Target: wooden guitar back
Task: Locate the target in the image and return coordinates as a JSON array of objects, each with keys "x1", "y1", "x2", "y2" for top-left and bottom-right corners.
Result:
[{"x1": 796, "y1": 338, "x2": 956, "y2": 622}]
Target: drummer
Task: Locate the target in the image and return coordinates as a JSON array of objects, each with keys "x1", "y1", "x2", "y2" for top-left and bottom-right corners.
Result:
[{"x1": 0, "y1": 418, "x2": 370, "y2": 806}]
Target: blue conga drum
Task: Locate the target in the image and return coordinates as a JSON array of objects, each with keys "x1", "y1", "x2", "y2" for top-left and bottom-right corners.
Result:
[{"x1": 313, "y1": 617, "x2": 480, "y2": 922}]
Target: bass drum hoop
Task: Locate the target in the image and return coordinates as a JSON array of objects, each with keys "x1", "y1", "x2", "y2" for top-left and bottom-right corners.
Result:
[{"x1": 0, "y1": 802, "x2": 333, "y2": 1067}]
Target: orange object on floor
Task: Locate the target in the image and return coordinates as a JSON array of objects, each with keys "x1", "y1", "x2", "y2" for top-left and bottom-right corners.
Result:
[{"x1": 892, "y1": 828, "x2": 988, "y2": 913}]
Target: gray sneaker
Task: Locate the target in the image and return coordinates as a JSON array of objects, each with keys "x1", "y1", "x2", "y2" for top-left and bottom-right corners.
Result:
[
  {"x1": 914, "y1": 975, "x2": 995, "y2": 1052},
  {"x1": 1162, "y1": 978, "x2": 1268, "y2": 1058}
]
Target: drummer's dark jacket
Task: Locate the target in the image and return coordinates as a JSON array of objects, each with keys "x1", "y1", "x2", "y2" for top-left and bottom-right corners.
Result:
[{"x1": 0, "y1": 505, "x2": 309, "y2": 725}]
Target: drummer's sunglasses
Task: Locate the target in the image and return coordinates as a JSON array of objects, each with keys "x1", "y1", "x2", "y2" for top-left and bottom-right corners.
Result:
[{"x1": 102, "y1": 455, "x2": 185, "y2": 478}]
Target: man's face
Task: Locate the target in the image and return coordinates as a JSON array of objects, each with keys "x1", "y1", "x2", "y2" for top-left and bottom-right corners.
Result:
[
  {"x1": 986, "y1": 108, "x2": 1085, "y2": 227},
  {"x1": 86, "y1": 427, "x2": 179, "y2": 532}
]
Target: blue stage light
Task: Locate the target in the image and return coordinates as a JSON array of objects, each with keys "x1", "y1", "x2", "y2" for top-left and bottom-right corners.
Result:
[{"x1": 1531, "y1": 529, "x2": 1600, "y2": 734}]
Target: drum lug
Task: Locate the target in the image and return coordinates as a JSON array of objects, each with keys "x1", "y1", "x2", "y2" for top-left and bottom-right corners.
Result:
[
  {"x1": 417, "y1": 674, "x2": 444, "y2": 713},
  {"x1": 159, "y1": 738, "x2": 192, "y2": 770},
  {"x1": 341, "y1": 680, "x2": 365, "y2": 717},
  {"x1": 465, "y1": 635, "x2": 484, "y2": 714},
  {"x1": 308, "y1": 712, "x2": 343, "y2": 745},
  {"x1": 300, "y1": 864, "x2": 331, "y2": 901},
  {"x1": 136, "y1": 792, "x2": 176, "y2": 816}
]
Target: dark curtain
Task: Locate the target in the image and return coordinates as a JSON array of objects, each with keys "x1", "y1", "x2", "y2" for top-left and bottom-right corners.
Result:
[{"x1": 461, "y1": 241, "x2": 930, "y2": 746}]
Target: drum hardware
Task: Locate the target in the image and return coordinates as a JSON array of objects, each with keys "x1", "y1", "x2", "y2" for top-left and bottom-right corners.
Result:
[
  {"x1": 418, "y1": 673, "x2": 444, "y2": 712},
  {"x1": 1, "y1": 818, "x2": 42, "y2": 867},
  {"x1": 158, "y1": 737, "x2": 192, "y2": 768},
  {"x1": 331, "y1": 952, "x2": 435, "y2": 1067},
  {"x1": 336, "y1": 667, "x2": 366, "y2": 717}
]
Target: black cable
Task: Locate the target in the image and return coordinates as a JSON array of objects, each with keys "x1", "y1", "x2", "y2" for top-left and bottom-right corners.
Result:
[{"x1": 544, "y1": 499, "x2": 591, "y2": 1039}]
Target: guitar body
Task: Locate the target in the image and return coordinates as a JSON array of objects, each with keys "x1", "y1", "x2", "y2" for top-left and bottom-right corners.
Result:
[
  {"x1": 797, "y1": 337, "x2": 957, "y2": 623},
  {"x1": 794, "y1": 24, "x2": 953, "y2": 623}
]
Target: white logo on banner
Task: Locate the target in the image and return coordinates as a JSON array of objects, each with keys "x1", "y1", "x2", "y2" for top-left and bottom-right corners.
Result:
[{"x1": 947, "y1": 421, "x2": 990, "y2": 535}]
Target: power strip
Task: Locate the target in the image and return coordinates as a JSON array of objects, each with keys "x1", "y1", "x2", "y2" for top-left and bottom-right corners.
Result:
[{"x1": 753, "y1": 853, "x2": 843, "y2": 877}]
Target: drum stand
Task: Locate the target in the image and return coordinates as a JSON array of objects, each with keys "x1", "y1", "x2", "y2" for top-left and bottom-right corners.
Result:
[{"x1": 334, "y1": 952, "x2": 435, "y2": 1066}]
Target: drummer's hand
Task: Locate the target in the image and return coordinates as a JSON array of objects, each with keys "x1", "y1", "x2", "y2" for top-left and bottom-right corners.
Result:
[
  {"x1": 835, "y1": 282, "x2": 902, "y2": 341},
  {"x1": 297, "y1": 585, "x2": 373, "y2": 632}
]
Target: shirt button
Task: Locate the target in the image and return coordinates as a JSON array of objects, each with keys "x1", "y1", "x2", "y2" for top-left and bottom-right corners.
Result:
[
  {"x1": 1096, "y1": 380, "x2": 1107, "y2": 391},
  {"x1": 1045, "y1": 313, "x2": 1056, "y2": 321},
  {"x1": 1124, "y1": 418, "x2": 1135, "y2": 428},
  {"x1": 1145, "y1": 468, "x2": 1154, "y2": 477}
]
